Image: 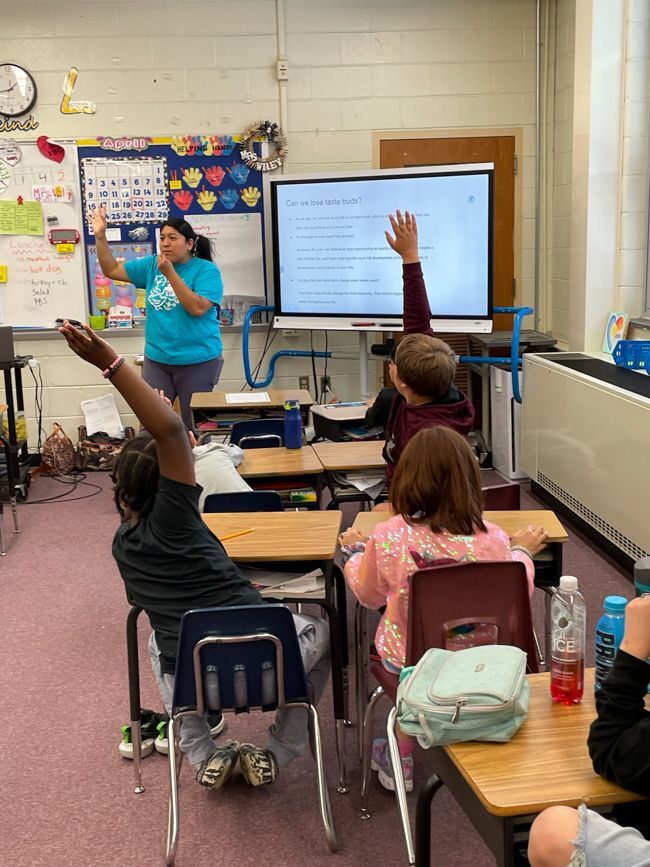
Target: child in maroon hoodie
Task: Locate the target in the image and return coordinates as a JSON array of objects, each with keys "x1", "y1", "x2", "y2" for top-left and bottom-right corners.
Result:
[{"x1": 382, "y1": 210, "x2": 475, "y2": 481}]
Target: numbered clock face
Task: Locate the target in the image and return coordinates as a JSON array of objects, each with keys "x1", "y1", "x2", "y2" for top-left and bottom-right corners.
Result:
[{"x1": 0, "y1": 63, "x2": 37, "y2": 117}]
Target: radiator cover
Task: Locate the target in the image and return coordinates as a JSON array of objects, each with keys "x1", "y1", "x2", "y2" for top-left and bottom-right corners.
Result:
[{"x1": 521, "y1": 352, "x2": 650, "y2": 562}]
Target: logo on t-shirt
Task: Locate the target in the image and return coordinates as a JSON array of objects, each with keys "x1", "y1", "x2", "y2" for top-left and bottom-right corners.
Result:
[{"x1": 149, "y1": 275, "x2": 179, "y2": 311}]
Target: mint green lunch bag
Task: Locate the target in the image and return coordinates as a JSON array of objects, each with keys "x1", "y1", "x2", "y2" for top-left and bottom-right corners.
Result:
[{"x1": 396, "y1": 645, "x2": 530, "y2": 748}]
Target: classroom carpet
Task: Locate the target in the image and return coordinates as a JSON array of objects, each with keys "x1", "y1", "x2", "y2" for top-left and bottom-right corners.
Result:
[{"x1": 0, "y1": 472, "x2": 634, "y2": 867}]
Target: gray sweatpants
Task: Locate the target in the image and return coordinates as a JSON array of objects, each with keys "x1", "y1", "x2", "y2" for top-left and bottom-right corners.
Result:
[
  {"x1": 567, "y1": 805, "x2": 650, "y2": 867},
  {"x1": 143, "y1": 355, "x2": 223, "y2": 430},
  {"x1": 148, "y1": 613, "x2": 330, "y2": 767}
]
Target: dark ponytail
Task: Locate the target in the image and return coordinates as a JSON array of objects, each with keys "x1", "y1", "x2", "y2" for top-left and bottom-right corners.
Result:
[{"x1": 160, "y1": 218, "x2": 214, "y2": 261}]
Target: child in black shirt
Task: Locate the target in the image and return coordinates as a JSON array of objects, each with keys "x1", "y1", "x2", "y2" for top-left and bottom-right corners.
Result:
[{"x1": 59, "y1": 321, "x2": 330, "y2": 789}]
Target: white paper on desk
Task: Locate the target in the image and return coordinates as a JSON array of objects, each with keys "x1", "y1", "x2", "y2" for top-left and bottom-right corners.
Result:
[
  {"x1": 225, "y1": 391, "x2": 270, "y2": 404},
  {"x1": 80, "y1": 393, "x2": 124, "y2": 438},
  {"x1": 240, "y1": 567, "x2": 325, "y2": 598}
]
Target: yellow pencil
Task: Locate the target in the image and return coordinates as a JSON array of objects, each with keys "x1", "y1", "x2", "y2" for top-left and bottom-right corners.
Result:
[{"x1": 220, "y1": 528, "x2": 255, "y2": 542}]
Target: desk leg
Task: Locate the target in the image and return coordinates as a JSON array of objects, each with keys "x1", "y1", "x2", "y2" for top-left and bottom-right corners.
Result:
[
  {"x1": 355, "y1": 604, "x2": 370, "y2": 761},
  {"x1": 319, "y1": 570, "x2": 348, "y2": 794},
  {"x1": 332, "y1": 564, "x2": 351, "y2": 725},
  {"x1": 414, "y1": 774, "x2": 445, "y2": 867},
  {"x1": 126, "y1": 606, "x2": 145, "y2": 794}
]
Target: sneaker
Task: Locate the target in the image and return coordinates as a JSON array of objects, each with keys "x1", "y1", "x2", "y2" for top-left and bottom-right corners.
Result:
[
  {"x1": 370, "y1": 738, "x2": 414, "y2": 793},
  {"x1": 118, "y1": 709, "x2": 168, "y2": 759},
  {"x1": 119, "y1": 724, "x2": 155, "y2": 760},
  {"x1": 239, "y1": 743, "x2": 279, "y2": 787},
  {"x1": 196, "y1": 739, "x2": 240, "y2": 790}
]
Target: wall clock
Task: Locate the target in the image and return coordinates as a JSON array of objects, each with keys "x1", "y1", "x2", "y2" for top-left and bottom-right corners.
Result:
[{"x1": 0, "y1": 63, "x2": 37, "y2": 117}]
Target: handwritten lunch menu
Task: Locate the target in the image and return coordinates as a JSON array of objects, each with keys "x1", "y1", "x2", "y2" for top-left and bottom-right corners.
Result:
[{"x1": 0, "y1": 200, "x2": 44, "y2": 236}]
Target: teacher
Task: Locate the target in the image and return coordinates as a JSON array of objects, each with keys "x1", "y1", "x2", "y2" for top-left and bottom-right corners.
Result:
[{"x1": 91, "y1": 206, "x2": 224, "y2": 429}]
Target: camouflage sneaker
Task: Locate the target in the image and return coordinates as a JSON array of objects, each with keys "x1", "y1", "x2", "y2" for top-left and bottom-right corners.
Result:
[
  {"x1": 196, "y1": 740, "x2": 240, "y2": 790},
  {"x1": 239, "y1": 744, "x2": 279, "y2": 787}
]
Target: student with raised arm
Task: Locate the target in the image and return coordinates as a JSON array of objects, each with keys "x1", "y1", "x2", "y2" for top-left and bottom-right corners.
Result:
[
  {"x1": 382, "y1": 211, "x2": 475, "y2": 480},
  {"x1": 58, "y1": 321, "x2": 330, "y2": 790},
  {"x1": 528, "y1": 595, "x2": 650, "y2": 867},
  {"x1": 91, "y1": 206, "x2": 224, "y2": 429}
]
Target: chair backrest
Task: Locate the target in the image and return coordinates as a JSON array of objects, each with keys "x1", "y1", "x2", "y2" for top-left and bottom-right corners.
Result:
[
  {"x1": 231, "y1": 419, "x2": 284, "y2": 449},
  {"x1": 482, "y1": 482, "x2": 521, "y2": 510},
  {"x1": 203, "y1": 491, "x2": 284, "y2": 512},
  {"x1": 172, "y1": 604, "x2": 308, "y2": 714},
  {"x1": 405, "y1": 561, "x2": 539, "y2": 673}
]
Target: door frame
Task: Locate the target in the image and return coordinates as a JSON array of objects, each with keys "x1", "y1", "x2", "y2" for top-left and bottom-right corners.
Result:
[{"x1": 372, "y1": 127, "x2": 524, "y2": 306}]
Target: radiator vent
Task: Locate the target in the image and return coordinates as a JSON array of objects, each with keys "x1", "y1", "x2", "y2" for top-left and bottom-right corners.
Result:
[{"x1": 537, "y1": 472, "x2": 648, "y2": 561}]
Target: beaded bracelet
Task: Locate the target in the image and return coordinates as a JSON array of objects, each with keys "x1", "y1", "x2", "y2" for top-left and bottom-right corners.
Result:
[
  {"x1": 102, "y1": 355, "x2": 125, "y2": 380},
  {"x1": 340, "y1": 542, "x2": 366, "y2": 566},
  {"x1": 510, "y1": 544, "x2": 534, "y2": 560}
]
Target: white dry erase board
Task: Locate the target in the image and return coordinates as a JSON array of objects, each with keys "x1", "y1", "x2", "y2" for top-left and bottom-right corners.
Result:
[{"x1": 0, "y1": 140, "x2": 86, "y2": 328}]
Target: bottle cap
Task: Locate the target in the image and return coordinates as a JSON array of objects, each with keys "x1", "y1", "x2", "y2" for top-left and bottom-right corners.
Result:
[
  {"x1": 603, "y1": 595, "x2": 628, "y2": 613},
  {"x1": 559, "y1": 575, "x2": 578, "y2": 592}
]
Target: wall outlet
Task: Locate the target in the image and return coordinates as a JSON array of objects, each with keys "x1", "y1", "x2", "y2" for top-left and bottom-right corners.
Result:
[
  {"x1": 320, "y1": 375, "x2": 331, "y2": 393},
  {"x1": 299, "y1": 375, "x2": 310, "y2": 391}
]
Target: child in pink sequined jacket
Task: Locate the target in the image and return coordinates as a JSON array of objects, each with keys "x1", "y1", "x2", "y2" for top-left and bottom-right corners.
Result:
[{"x1": 340, "y1": 425, "x2": 547, "y2": 792}]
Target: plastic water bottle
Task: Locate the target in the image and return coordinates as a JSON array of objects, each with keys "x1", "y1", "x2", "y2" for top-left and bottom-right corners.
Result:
[
  {"x1": 283, "y1": 399, "x2": 303, "y2": 449},
  {"x1": 550, "y1": 576, "x2": 586, "y2": 705},
  {"x1": 594, "y1": 596, "x2": 627, "y2": 692},
  {"x1": 634, "y1": 556, "x2": 650, "y2": 597}
]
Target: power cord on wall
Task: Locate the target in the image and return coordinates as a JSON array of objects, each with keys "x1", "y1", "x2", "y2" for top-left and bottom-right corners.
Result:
[
  {"x1": 28, "y1": 358, "x2": 46, "y2": 452},
  {"x1": 20, "y1": 471, "x2": 104, "y2": 505}
]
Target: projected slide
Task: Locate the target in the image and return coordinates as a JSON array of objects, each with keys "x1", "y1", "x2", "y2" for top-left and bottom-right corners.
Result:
[{"x1": 273, "y1": 172, "x2": 490, "y2": 318}]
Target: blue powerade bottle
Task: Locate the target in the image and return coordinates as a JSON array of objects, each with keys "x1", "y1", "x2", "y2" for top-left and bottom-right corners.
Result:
[
  {"x1": 283, "y1": 399, "x2": 303, "y2": 449},
  {"x1": 594, "y1": 595, "x2": 628, "y2": 692}
]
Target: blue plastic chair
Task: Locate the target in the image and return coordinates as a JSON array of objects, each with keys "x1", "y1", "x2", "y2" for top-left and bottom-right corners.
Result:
[
  {"x1": 164, "y1": 604, "x2": 338, "y2": 864},
  {"x1": 203, "y1": 491, "x2": 284, "y2": 512},
  {"x1": 230, "y1": 419, "x2": 284, "y2": 449}
]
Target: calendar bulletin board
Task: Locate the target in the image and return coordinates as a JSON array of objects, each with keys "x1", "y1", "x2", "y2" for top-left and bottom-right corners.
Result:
[{"x1": 77, "y1": 135, "x2": 266, "y2": 318}]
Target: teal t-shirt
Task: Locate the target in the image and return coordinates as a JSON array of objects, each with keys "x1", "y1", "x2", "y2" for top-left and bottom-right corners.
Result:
[{"x1": 124, "y1": 255, "x2": 223, "y2": 365}]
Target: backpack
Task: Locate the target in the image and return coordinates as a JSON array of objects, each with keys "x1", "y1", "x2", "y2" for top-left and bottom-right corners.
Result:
[{"x1": 396, "y1": 644, "x2": 529, "y2": 748}]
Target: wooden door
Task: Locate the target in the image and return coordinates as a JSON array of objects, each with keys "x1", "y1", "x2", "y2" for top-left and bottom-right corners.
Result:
[{"x1": 379, "y1": 135, "x2": 517, "y2": 394}]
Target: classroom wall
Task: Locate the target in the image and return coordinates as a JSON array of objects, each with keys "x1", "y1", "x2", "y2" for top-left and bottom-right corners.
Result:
[{"x1": 3, "y1": 0, "x2": 540, "y2": 441}]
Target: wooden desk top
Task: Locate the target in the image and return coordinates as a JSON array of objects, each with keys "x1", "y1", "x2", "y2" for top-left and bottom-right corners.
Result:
[
  {"x1": 191, "y1": 389, "x2": 313, "y2": 410},
  {"x1": 311, "y1": 440, "x2": 386, "y2": 471},
  {"x1": 237, "y1": 446, "x2": 324, "y2": 478},
  {"x1": 444, "y1": 670, "x2": 644, "y2": 816},
  {"x1": 352, "y1": 509, "x2": 568, "y2": 544},
  {"x1": 202, "y1": 510, "x2": 342, "y2": 561}
]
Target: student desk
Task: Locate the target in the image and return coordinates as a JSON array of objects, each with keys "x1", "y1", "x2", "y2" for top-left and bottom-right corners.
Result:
[
  {"x1": 312, "y1": 439, "x2": 385, "y2": 471},
  {"x1": 351, "y1": 509, "x2": 569, "y2": 755},
  {"x1": 191, "y1": 389, "x2": 313, "y2": 435},
  {"x1": 237, "y1": 445, "x2": 324, "y2": 508},
  {"x1": 202, "y1": 509, "x2": 350, "y2": 791},
  {"x1": 415, "y1": 669, "x2": 645, "y2": 867}
]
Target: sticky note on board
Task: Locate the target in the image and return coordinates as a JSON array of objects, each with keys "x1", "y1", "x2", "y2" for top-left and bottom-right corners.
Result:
[
  {"x1": 0, "y1": 265, "x2": 7, "y2": 282},
  {"x1": 56, "y1": 243, "x2": 75, "y2": 254},
  {"x1": 169, "y1": 180, "x2": 182, "y2": 190}
]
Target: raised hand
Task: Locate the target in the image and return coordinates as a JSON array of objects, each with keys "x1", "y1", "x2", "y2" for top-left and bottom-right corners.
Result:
[
  {"x1": 385, "y1": 210, "x2": 419, "y2": 264},
  {"x1": 58, "y1": 320, "x2": 116, "y2": 370},
  {"x1": 90, "y1": 205, "x2": 108, "y2": 240}
]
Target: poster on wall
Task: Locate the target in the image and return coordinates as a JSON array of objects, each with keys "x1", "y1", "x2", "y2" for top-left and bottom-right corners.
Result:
[
  {"x1": 87, "y1": 241, "x2": 153, "y2": 318},
  {"x1": 77, "y1": 135, "x2": 266, "y2": 317}
]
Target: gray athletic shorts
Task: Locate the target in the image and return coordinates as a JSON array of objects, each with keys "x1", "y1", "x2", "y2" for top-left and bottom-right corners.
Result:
[{"x1": 569, "y1": 805, "x2": 650, "y2": 866}]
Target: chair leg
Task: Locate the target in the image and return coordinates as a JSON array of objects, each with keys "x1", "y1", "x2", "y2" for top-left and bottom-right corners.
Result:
[
  {"x1": 387, "y1": 706, "x2": 415, "y2": 865},
  {"x1": 532, "y1": 623, "x2": 545, "y2": 668},
  {"x1": 335, "y1": 718, "x2": 348, "y2": 793},
  {"x1": 359, "y1": 684, "x2": 384, "y2": 819},
  {"x1": 131, "y1": 719, "x2": 145, "y2": 795},
  {"x1": 0, "y1": 504, "x2": 5, "y2": 555},
  {"x1": 10, "y1": 496, "x2": 18, "y2": 533},
  {"x1": 165, "y1": 716, "x2": 181, "y2": 866},
  {"x1": 308, "y1": 704, "x2": 339, "y2": 852}
]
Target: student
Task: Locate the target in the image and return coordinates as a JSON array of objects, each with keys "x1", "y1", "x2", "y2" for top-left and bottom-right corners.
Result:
[
  {"x1": 528, "y1": 595, "x2": 650, "y2": 867},
  {"x1": 91, "y1": 207, "x2": 224, "y2": 429},
  {"x1": 382, "y1": 210, "x2": 475, "y2": 481},
  {"x1": 363, "y1": 342, "x2": 397, "y2": 435},
  {"x1": 58, "y1": 320, "x2": 330, "y2": 790},
  {"x1": 339, "y1": 425, "x2": 547, "y2": 791},
  {"x1": 189, "y1": 431, "x2": 252, "y2": 510}
]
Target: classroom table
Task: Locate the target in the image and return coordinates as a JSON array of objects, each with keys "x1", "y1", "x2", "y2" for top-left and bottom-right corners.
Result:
[
  {"x1": 237, "y1": 445, "x2": 325, "y2": 508},
  {"x1": 351, "y1": 509, "x2": 569, "y2": 756},
  {"x1": 414, "y1": 669, "x2": 645, "y2": 867},
  {"x1": 202, "y1": 509, "x2": 350, "y2": 791},
  {"x1": 191, "y1": 388, "x2": 313, "y2": 434}
]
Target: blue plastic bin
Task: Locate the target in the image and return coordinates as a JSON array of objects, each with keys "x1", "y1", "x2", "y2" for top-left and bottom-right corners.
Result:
[{"x1": 612, "y1": 340, "x2": 650, "y2": 371}]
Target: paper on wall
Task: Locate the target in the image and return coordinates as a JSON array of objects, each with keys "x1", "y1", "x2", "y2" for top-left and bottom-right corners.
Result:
[{"x1": 80, "y1": 393, "x2": 124, "y2": 438}]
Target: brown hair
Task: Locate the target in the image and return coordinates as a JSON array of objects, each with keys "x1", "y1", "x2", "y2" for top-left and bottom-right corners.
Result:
[
  {"x1": 389, "y1": 426, "x2": 486, "y2": 535},
  {"x1": 394, "y1": 334, "x2": 456, "y2": 398}
]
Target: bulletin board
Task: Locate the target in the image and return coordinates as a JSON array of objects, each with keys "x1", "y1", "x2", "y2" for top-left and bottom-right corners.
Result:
[
  {"x1": 0, "y1": 139, "x2": 87, "y2": 328},
  {"x1": 77, "y1": 135, "x2": 267, "y2": 318}
]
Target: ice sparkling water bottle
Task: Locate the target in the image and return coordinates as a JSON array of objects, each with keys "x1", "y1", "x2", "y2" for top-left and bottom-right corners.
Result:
[{"x1": 550, "y1": 576, "x2": 586, "y2": 705}]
